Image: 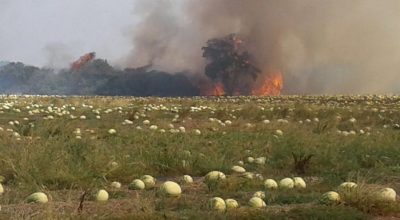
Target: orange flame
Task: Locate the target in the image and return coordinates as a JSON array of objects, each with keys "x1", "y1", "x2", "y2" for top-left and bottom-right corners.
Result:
[
  {"x1": 201, "y1": 71, "x2": 283, "y2": 96},
  {"x1": 201, "y1": 82, "x2": 225, "y2": 96},
  {"x1": 199, "y1": 71, "x2": 283, "y2": 96},
  {"x1": 252, "y1": 71, "x2": 283, "y2": 96},
  {"x1": 71, "y1": 52, "x2": 96, "y2": 71}
]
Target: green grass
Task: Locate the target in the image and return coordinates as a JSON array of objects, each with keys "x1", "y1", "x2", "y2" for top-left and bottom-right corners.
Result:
[{"x1": 0, "y1": 95, "x2": 398, "y2": 219}]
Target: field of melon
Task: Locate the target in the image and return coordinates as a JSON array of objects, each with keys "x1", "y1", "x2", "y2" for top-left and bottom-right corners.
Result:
[{"x1": 0, "y1": 95, "x2": 398, "y2": 219}]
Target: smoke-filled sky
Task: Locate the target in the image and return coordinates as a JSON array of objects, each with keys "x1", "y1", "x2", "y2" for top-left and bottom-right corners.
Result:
[
  {"x1": 0, "y1": 0, "x2": 136, "y2": 68},
  {"x1": 1, "y1": 0, "x2": 400, "y2": 94}
]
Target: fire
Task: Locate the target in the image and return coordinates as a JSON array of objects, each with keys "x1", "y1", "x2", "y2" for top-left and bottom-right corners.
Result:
[
  {"x1": 201, "y1": 82, "x2": 225, "y2": 96},
  {"x1": 213, "y1": 82, "x2": 225, "y2": 96},
  {"x1": 71, "y1": 52, "x2": 96, "y2": 71},
  {"x1": 200, "y1": 71, "x2": 283, "y2": 96},
  {"x1": 201, "y1": 34, "x2": 285, "y2": 96},
  {"x1": 252, "y1": 71, "x2": 283, "y2": 96}
]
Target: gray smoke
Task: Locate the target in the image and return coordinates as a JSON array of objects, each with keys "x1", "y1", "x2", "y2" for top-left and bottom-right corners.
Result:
[
  {"x1": 126, "y1": 0, "x2": 400, "y2": 94},
  {"x1": 43, "y1": 43, "x2": 74, "y2": 69}
]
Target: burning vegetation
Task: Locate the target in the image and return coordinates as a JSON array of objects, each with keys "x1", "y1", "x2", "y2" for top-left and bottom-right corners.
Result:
[
  {"x1": 71, "y1": 52, "x2": 96, "y2": 71},
  {"x1": 202, "y1": 34, "x2": 260, "y2": 96},
  {"x1": 252, "y1": 71, "x2": 284, "y2": 96},
  {"x1": 0, "y1": 37, "x2": 283, "y2": 97},
  {"x1": 201, "y1": 34, "x2": 283, "y2": 96}
]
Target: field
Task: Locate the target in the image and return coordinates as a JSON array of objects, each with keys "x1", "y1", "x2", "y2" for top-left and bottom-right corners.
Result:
[{"x1": 0, "y1": 95, "x2": 399, "y2": 219}]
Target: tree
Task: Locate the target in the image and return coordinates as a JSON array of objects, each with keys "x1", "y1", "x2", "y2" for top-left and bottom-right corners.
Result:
[{"x1": 202, "y1": 34, "x2": 260, "y2": 95}]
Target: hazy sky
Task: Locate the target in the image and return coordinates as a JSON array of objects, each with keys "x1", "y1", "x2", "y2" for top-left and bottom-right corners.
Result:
[
  {"x1": 0, "y1": 0, "x2": 137, "y2": 67},
  {"x1": 1, "y1": 0, "x2": 400, "y2": 94}
]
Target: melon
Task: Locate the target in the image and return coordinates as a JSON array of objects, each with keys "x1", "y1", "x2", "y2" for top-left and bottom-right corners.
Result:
[
  {"x1": 293, "y1": 177, "x2": 306, "y2": 189},
  {"x1": 27, "y1": 192, "x2": 48, "y2": 204},
  {"x1": 204, "y1": 171, "x2": 226, "y2": 183},
  {"x1": 279, "y1": 178, "x2": 294, "y2": 189},
  {"x1": 231, "y1": 165, "x2": 246, "y2": 173},
  {"x1": 255, "y1": 173, "x2": 264, "y2": 180},
  {"x1": 149, "y1": 125, "x2": 158, "y2": 130},
  {"x1": 182, "y1": 175, "x2": 194, "y2": 184},
  {"x1": 253, "y1": 191, "x2": 266, "y2": 199},
  {"x1": 339, "y1": 182, "x2": 357, "y2": 190},
  {"x1": 321, "y1": 191, "x2": 341, "y2": 204},
  {"x1": 110, "y1": 181, "x2": 121, "y2": 189},
  {"x1": 108, "y1": 129, "x2": 117, "y2": 134},
  {"x1": 376, "y1": 188, "x2": 397, "y2": 202},
  {"x1": 96, "y1": 189, "x2": 109, "y2": 202},
  {"x1": 248, "y1": 197, "x2": 266, "y2": 208},
  {"x1": 254, "y1": 157, "x2": 266, "y2": 165},
  {"x1": 110, "y1": 161, "x2": 118, "y2": 168},
  {"x1": 209, "y1": 197, "x2": 226, "y2": 211},
  {"x1": 264, "y1": 179, "x2": 278, "y2": 189},
  {"x1": 246, "y1": 157, "x2": 255, "y2": 163},
  {"x1": 129, "y1": 179, "x2": 145, "y2": 190},
  {"x1": 160, "y1": 181, "x2": 182, "y2": 197},
  {"x1": 241, "y1": 172, "x2": 254, "y2": 179},
  {"x1": 225, "y1": 199, "x2": 239, "y2": 209},
  {"x1": 141, "y1": 175, "x2": 156, "y2": 189}
]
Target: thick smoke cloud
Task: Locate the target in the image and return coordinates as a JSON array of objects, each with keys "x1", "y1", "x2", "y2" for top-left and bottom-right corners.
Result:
[{"x1": 126, "y1": 0, "x2": 400, "y2": 94}]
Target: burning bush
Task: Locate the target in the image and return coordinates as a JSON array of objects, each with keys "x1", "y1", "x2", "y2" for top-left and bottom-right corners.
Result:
[
  {"x1": 202, "y1": 34, "x2": 261, "y2": 96},
  {"x1": 71, "y1": 52, "x2": 96, "y2": 71}
]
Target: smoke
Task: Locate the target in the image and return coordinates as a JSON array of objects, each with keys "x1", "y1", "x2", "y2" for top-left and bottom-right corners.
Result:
[
  {"x1": 202, "y1": 34, "x2": 261, "y2": 95},
  {"x1": 126, "y1": 0, "x2": 400, "y2": 94},
  {"x1": 0, "y1": 59, "x2": 199, "y2": 96},
  {"x1": 43, "y1": 43, "x2": 74, "y2": 69}
]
